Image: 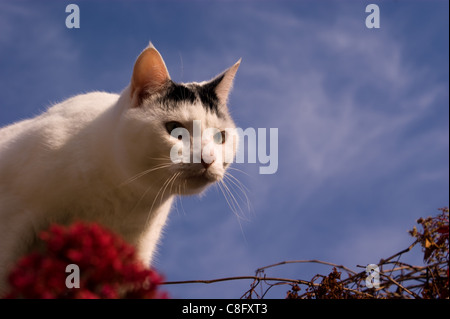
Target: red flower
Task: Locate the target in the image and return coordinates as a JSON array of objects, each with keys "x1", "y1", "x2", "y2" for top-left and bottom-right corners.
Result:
[{"x1": 4, "y1": 222, "x2": 168, "y2": 299}]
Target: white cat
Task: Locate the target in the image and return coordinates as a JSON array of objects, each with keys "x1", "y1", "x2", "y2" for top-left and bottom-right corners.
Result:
[{"x1": 0, "y1": 43, "x2": 240, "y2": 294}]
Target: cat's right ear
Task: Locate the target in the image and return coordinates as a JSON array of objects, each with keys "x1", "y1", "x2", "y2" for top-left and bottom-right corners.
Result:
[{"x1": 130, "y1": 44, "x2": 171, "y2": 107}]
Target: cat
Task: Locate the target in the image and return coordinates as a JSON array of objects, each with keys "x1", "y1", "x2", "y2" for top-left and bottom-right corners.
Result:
[{"x1": 0, "y1": 43, "x2": 240, "y2": 294}]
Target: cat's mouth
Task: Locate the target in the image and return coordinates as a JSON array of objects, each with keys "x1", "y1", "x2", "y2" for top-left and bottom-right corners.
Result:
[
  {"x1": 179, "y1": 166, "x2": 222, "y2": 185},
  {"x1": 201, "y1": 169, "x2": 222, "y2": 182},
  {"x1": 187, "y1": 169, "x2": 221, "y2": 182}
]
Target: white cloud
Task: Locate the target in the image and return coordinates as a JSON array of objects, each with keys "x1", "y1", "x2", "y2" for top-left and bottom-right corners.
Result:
[{"x1": 234, "y1": 9, "x2": 448, "y2": 210}]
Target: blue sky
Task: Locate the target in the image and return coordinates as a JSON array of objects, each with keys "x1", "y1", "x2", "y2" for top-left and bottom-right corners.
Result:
[{"x1": 0, "y1": 0, "x2": 448, "y2": 298}]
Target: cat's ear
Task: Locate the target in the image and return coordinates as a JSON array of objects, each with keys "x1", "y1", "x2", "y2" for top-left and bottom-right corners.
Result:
[
  {"x1": 210, "y1": 59, "x2": 241, "y2": 104},
  {"x1": 130, "y1": 43, "x2": 171, "y2": 107}
]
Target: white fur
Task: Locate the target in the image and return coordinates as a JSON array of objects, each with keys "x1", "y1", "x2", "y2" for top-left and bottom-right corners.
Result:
[
  {"x1": 0, "y1": 46, "x2": 240, "y2": 295},
  {"x1": 0, "y1": 90, "x2": 238, "y2": 294}
]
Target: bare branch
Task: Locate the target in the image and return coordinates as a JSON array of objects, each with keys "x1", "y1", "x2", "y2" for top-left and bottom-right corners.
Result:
[
  {"x1": 163, "y1": 276, "x2": 313, "y2": 286},
  {"x1": 256, "y1": 259, "x2": 357, "y2": 276}
]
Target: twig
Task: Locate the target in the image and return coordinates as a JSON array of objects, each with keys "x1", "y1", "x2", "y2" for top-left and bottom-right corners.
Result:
[
  {"x1": 379, "y1": 273, "x2": 421, "y2": 299},
  {"x1": 162, "y1": 276, "x2": 313, "y2": 286},
  {"x1": 256, "y1": 259, "x2": 357, "y2": 276},
  {"x1": 378, "y1": 240, "x2": 419, "y2": 265}
]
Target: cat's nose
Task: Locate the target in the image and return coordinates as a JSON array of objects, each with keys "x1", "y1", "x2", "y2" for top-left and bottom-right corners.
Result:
[
  {"x1": 201, "y1": 141, "x2": 216, "y2": 169},
  {"x1": 201, "y1": 158, "x2": 215, "y2": 169}
]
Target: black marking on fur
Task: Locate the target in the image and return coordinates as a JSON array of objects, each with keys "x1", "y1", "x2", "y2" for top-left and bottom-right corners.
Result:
[
  {"x1": 197, "y1": 74, "x2": 224, "y2": 116},
  {"x1": 160, "y1": 77, "x2": 227, "y2": 118},
  {"x1": 165, "y1": 81, "x2": 197, "y2": 104}
]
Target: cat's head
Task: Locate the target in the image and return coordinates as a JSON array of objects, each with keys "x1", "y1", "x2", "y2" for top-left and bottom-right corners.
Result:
[{"x1": 119, "y1": 44, "x2": 240, "y2": 195}]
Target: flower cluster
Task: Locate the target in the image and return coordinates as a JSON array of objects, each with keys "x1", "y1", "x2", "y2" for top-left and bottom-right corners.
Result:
[{"x1": 4, "y1": 222, "x2": 167, "y2": 299}]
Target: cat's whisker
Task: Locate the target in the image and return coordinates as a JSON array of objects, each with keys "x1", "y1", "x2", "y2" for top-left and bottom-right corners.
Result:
[
  {"x1": 227, "y1": 166, "x2": 251, "y2": 178},
  {"x1": 222, "y1": 176, "x2": 245, "y2": 214},
  {"x1": 217, "y1": 179, "x2": 248, "y2": 244},
  {"x1": 224, "y1": 172, "x2": 250, "y2": 217},
  {"x1": 118, "y1": 164, "x2": 172, "y2": 188},
  {"x1": 172, "y1": 184, "x2": 185, "y2": 217},
  {"x1": 159, "y1": 172, "x2": 180, "y2": 207},
  {"x1": 171, "y1": 173, "x2": 182, "y2": 195},
  {"x1": 130, "y1": 184, "x2": 153, "y2": 216},
  {"x1": 217, "y1": 181, "x2": 236, "y2": 217},
  {"x1": 177, "y1": 184, "x2": 187, "y2": 216},
  {"x1": 146, "y1": 156, "x2": 173, "y2": 162},
  {"x1": 223, "y1": 172, "x2": 252, "y2": 213},
  {"x1": 145, "y1": 172, "x2": 179, "y2": 225},
  {"x1": 224, "y1": 171, "x2": 250, "y2": 192},
  {"x1": 218, "y1": 178, "x2": 245, "y2": 221}
]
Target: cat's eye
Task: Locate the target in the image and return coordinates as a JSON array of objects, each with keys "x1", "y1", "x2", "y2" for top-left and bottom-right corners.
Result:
[
  {"x1": 165, "y1": 121, "x2": 184, "y2": 140},
  {"x1": 214, "y1": 131, "x2": 226, "y2": 144}
]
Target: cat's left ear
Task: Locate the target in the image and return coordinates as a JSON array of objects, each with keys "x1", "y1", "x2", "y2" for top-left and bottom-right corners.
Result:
[
  {"x1": 130, "y1": 43, "x2": 171, "y2": 107},
  {"x1": 209, "y1": 59, "x2": 241, "y2": 105}
]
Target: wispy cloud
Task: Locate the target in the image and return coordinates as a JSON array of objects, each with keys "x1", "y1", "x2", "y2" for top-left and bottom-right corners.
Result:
[
  {"x1": 198, "y1": 3, "x2": 449, "y2": 290},
  {"x1": 234, "y1": 6, "x2": 448, "y2": 207}
]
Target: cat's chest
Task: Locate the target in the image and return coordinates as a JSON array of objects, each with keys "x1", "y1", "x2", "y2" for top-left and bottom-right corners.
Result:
[{"x1": 66, "y1": 188, "x2": 173, "y2": 244}]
